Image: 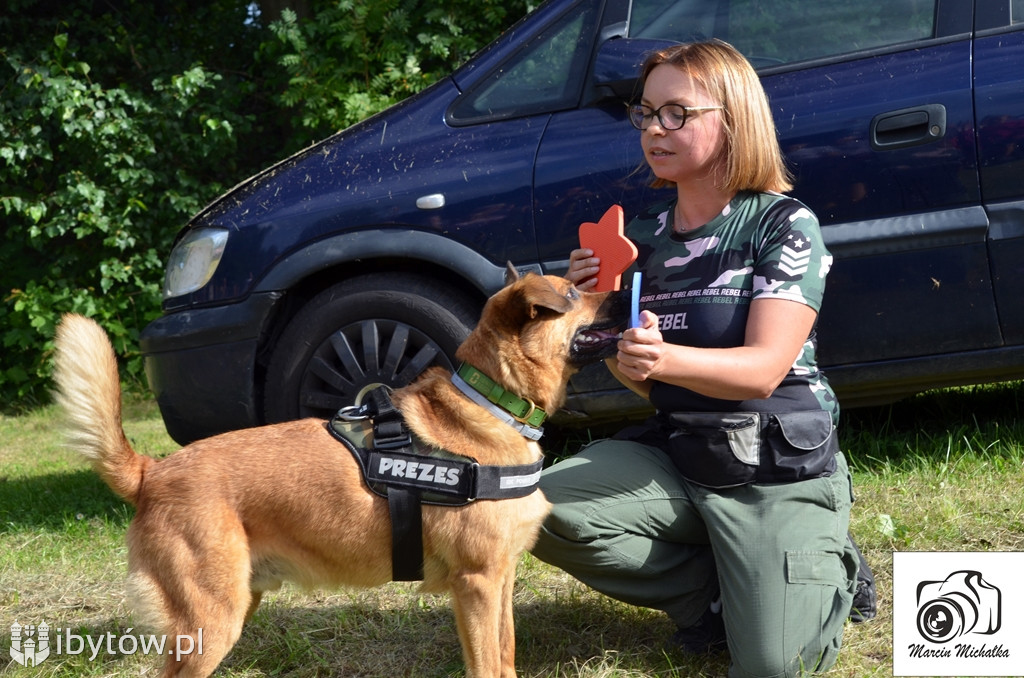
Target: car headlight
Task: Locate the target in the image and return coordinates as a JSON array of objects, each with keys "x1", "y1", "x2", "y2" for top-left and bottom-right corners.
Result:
[{"x1": 163, "y1": 227, "x2": 229, "y2": 299}]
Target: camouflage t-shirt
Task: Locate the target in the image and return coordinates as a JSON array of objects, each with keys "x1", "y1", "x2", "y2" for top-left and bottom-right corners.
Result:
[{"x1": 625, "y1": 190, "x2": 840, "y2": 421}]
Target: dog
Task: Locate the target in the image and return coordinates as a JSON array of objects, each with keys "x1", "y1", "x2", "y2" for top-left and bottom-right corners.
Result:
[{"x1": 52, "y1": 267, "x2": 628, "y2": 678}]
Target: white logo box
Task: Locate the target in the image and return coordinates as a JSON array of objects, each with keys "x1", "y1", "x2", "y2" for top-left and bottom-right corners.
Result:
[{"x1": 893, "y1": 551, "x2": 1024, "y2": 677}]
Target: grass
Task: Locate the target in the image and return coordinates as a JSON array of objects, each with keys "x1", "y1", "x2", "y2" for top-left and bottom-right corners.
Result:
[{"x1": 2, "y1": 383, "x2": 1023, "y2": 677}]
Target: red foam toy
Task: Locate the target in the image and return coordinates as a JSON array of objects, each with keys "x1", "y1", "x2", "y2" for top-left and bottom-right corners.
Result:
[{"x1": 578, "y1": 204, "x2": 638, "y2": 291}]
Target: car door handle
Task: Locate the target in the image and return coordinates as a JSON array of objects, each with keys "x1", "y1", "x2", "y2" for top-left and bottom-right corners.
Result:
[
  {"x1": 416, "y1": 193, "x2": 446, "y2": 210},
  {"x1": 870, "y1": 104, "x2": 946, "y2": 151}
]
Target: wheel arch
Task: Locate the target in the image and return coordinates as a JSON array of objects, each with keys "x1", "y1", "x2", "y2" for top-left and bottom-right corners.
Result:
[
  {"x1": 249, "y1": 230, "x2": 535, "y2": 423},
  {"x1": 253, "y1": 228, "x2": 521, "y2": 298}
]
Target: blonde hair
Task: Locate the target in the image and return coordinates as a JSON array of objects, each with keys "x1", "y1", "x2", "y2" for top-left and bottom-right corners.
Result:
[{"x1": 640, "y1": 40, "x2": 793, "y2": 194}]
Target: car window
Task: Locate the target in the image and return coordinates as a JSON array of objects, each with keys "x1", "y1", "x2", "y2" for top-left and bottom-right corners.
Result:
[
  {"x1": 449, "y1": 0, "x2": 599, "y2": 122},
  {"x1": 1015, "y1": 0, "x2": 1024, "y2": 24},
  {"x1": 630, "y1": 0, "x2": 936, "y2": 66}
]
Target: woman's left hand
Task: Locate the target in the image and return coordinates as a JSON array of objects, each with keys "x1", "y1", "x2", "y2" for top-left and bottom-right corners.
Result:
[{"x1": 614, "y1": 310, "x2": 663, "y2": 382}]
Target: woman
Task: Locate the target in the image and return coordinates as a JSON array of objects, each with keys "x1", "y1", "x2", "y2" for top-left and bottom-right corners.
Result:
[{"x1": 532, "y1": 41, "x2": 871, "y2": 677}]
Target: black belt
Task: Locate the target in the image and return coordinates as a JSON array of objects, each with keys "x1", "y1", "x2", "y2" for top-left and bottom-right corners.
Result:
[{"x1": 617, "y1": 409, "x2": 838, "y2": 489}]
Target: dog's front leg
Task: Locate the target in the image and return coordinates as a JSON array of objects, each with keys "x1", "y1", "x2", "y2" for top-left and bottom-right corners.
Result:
[
  {"x1": 450, "y1": 566, "x2": 510, "y2": 678},
  {"x1": 497, "y1": 565, "x2": 518, "y2": 678}
]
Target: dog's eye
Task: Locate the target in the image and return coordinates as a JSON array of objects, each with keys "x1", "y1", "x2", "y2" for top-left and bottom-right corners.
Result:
[{"x1": 567, "y1": 287, "x2": 580, "y2": 301}]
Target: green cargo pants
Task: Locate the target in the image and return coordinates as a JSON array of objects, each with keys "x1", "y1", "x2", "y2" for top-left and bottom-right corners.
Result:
[{"x1": 532, "y1": 438, "x2": 858, "y2": 678}]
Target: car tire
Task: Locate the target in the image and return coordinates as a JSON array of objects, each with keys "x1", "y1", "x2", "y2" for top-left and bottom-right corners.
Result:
[{"x1": 263, "y1": 273, "x2": 480, "y2": 423}]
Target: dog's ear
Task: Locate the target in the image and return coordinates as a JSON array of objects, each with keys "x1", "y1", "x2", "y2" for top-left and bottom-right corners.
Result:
[
  {"x1": 504, "y1": 262, "x2": 521, "y2": 286},
  {"x1": 520, "y1": 275, "x2": 573, "y2": 317}
]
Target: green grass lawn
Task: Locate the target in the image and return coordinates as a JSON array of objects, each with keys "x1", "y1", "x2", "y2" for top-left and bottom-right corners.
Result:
[{"x1": 2, "y1": 384, "x2": 1022, "y2": 677}]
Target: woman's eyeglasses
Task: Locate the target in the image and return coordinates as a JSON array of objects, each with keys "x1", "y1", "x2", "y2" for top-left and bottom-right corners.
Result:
[{"x1": 627, "y1": 103, "x2": 724, "y2": 131}]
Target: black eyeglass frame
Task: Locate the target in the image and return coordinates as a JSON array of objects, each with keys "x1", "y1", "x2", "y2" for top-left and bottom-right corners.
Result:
[{"x1": 627, "y1": 103, "x2": 724, "y2": 131}]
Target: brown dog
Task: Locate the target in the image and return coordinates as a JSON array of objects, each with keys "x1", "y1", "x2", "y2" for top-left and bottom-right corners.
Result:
[{"x1": 52, "y1": 269, "x2": 627, "y2": 677}]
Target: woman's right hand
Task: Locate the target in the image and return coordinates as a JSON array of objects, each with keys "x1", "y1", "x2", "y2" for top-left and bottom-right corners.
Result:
[{"x1": 566, "y1": 248, "x2": 601, "y2": 291}]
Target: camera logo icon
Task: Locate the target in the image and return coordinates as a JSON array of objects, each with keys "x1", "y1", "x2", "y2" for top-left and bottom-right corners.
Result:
[{"x1": 916, "y1": 570, "x2": 1001, "y2": 644}]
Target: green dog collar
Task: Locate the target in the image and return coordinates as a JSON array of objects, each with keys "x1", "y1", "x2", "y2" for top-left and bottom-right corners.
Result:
[{"x1": 456, "y1": 363, "x2": 548, "y2": 428}]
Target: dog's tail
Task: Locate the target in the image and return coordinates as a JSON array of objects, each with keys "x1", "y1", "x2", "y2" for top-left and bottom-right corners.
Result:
[{"x1": 53, "y1": 314, "x2": 152, "y2": 506}]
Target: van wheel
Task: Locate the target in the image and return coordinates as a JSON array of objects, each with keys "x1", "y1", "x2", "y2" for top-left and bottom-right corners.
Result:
[{"x1": 263, "y1": 274, "x2": 480, "y2": 423}]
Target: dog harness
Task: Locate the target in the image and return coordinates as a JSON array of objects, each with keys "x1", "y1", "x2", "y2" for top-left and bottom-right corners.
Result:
[{"x1": 327, "y1": 382, "x2": 545, "y2": 581}]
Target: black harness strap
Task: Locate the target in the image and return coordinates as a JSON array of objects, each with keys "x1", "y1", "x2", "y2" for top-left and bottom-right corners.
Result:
[
  {"x1": 366, "y1": 387, "x2": 409, "y2": 449},
  {"x1": 365, "y1": 387, "x2": 424, "y2": 581},
  {"x1": 388, "y1": 487, "x2": 424, "y2": 581}
]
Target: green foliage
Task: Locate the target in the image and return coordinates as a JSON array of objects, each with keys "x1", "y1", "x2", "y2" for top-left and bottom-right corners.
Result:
[
  {"x1": 265, "y1": 0, "x2": 533, "y2": 145},
  {"x1": 1, "y1": 38, "x2": 243, "y2": 402},
  {"x1": 0, "y1": 0, "x2": 532, "y2": 408},
  {"x1": 0, "y1": 0, "x2": 260, "y2": 405}
]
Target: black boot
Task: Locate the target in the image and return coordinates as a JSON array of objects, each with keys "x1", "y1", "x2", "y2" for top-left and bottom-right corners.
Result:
[
  {"x1": 848, "y1": 533, "x2": 877, "y2": 622},
  {"x1": 667, "y1": 597, "x2": 728, "y2": 654}
]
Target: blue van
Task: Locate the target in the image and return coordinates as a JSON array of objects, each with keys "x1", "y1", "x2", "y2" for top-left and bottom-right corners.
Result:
[{"x1": 141, "y1": 0, "x2": 1024, "y2": 444}]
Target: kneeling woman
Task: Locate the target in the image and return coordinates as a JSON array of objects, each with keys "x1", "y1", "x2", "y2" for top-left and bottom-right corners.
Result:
[{"x1": 533, "y1": 40, "x2": 868, "y2": 678}]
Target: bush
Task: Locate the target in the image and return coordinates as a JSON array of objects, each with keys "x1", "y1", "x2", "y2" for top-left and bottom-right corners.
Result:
[
  {"x1": 0, "y1": 0, "x2": 531, "y2": 407},
  {"x1": 1, "y1": 38, "x2": 245, "y2": 403},
  {"x1": 264, "y1": 0, "x2": 533, "y2": 145}
]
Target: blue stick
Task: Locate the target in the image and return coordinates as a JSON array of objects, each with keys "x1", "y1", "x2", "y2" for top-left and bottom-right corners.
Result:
[{"x1": 630, "y1": 271, "x2": 642, "y2": 328}]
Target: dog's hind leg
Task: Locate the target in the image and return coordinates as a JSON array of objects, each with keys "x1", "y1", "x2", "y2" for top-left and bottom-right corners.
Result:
[
  {"x1": 244, "y1": 591, "x2": 263, "y2": 623},
  {"x1": 129, "y1": 519, "x2": 256, "y2": 677},
  {"x1": 129, "y1": 566, "x2": 250, "y2": 678},
  {"x1": 157, "y1": 611, "x2": 246, "y2": 678},
  {"x1": 155, "y1": 564, "x2": 254, "y2": 678}
]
